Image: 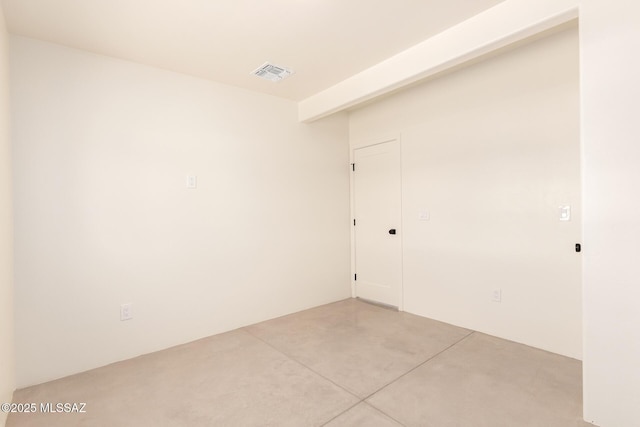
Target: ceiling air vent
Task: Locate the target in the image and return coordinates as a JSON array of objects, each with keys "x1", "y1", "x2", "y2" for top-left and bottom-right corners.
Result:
[{"x1": 251, "y1": 62, "x2": 293, "y2": 82}]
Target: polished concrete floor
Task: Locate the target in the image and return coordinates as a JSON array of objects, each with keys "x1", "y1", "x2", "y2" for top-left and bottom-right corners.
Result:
[{"x1": 8, "y1": 298, "x2": 591, "y2": 426}]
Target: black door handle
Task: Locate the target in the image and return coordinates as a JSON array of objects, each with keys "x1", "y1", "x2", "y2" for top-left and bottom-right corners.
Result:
[{"x1": 389, "y1": 229, "x2": 396, "y2": 235}]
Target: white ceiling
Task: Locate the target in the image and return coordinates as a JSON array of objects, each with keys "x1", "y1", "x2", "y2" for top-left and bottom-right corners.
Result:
[{"x1": 2, "y1": 0, "x2": 505, "y2": 101}]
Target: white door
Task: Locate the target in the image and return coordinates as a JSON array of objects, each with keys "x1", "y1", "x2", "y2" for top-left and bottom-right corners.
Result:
[{"x1": 353, "y1": 139, "x2": 402, "y2": 307}]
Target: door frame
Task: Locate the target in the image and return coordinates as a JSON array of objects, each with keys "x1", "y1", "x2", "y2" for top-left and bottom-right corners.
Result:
[{"x1": 350, "y1": 134, "x2": 404, "y2": 311}]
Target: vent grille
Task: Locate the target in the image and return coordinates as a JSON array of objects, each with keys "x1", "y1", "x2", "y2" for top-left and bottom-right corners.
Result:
[{"x1": 251, "y1": 62, "x2": 293, "y2": 82}]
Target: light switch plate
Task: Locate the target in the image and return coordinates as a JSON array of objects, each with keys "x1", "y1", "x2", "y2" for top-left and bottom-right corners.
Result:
[
  {"x1": 559, "y1": 205, "x2": 571, "y2": 221},
  {"x1": 186, "y1": 175, "x2": 197, "y2": 189},
  {"x1": 418, "y1": 209, "x2": 430, "y2": 221}
]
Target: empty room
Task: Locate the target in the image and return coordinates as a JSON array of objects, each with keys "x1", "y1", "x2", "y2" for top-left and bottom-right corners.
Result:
[{"x1": 0, "y1": 1, "x2": 638, "y2": 426}]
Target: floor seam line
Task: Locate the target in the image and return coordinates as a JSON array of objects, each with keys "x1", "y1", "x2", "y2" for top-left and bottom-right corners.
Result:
[
  {"x1": 318, "y1": 401, "x2": 363, "y2": 427},
  {"x1": 242, "y1": 326, "x2": 363, "y2": 402},
  {"x1": 360, "y1": 401, "x2": 408, "y2": 427},
  {"x1": 363, "y1": 330, "x2": 476, "y2": 402}
]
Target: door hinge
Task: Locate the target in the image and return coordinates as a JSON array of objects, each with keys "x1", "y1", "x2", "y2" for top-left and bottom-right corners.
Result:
[
  {"x1": 351, "y1": 163, "x2": 355, "y2": 171},
  {"x1": 354, "y1": 274, "x2": 357, "y2": 281},
  {"x1": 353, "y1": 219, "x2": 356, "y2": 226}
]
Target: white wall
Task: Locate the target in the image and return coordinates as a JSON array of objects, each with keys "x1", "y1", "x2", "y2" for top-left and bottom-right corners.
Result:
[
  {"x1": 350, "y1": 27, "x2": 582, "y2": 358},
  {"x1": 299, "y1": 0, "x2": 578, "y2": 122},
  {"x1": 0, "y1": 3, "x2": 15, "y2": 426},
  {"x1": 10, "y1": 36, "x2": 351, "y2": 387},
  {"x1": 581, "y1": 1, "x2": 640, "y2": 425}
]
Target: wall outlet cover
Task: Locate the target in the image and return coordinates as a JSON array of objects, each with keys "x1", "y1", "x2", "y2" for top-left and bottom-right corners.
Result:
[
  {"x1": 120, "y1": 303, "x2": 133, "y2": 321},
  {"x1": 492, "y1": 289, "x2": 502, "y2": 303},
  {"x1": 186, "y1": 175, "x2": 197, "y2": 189}
]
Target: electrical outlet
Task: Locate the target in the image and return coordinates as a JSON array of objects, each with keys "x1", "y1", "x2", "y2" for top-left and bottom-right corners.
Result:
[
  {"x1": 120, "y1": 303, "x2": 133, "y2": 321},
  {"x1": 186, "y1": 175, "x2": 197, "y2": 189},
  {"x1": 492, "y1": 289, "x2": 502, "y2": 303}
]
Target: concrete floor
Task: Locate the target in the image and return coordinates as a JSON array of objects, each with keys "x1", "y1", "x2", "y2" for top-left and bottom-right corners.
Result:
[{"x1": 7, "y1": 298, "x2": 591, "y2": 426}]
